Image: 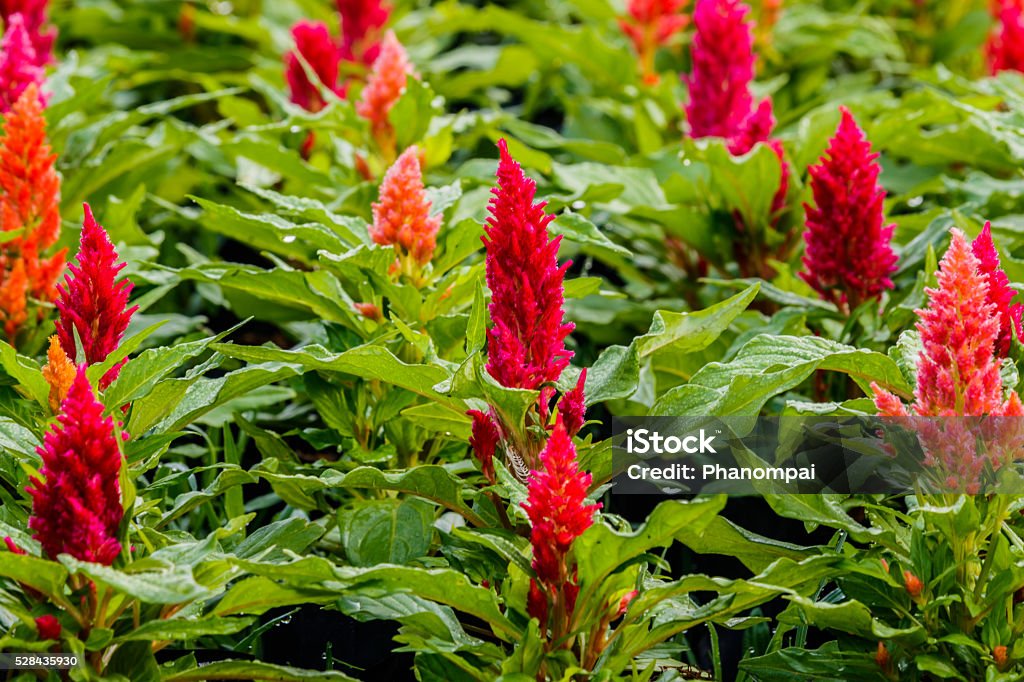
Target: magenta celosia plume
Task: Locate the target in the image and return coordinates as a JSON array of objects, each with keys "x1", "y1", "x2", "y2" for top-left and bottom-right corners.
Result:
[
  {"x1": 370, "y1": 145, "x2": 440, "y2": 266},
  {"x1": 522, "y1": 417, "x2": 600, "y2": 626},
  {"x1": 0, "y1": 0, "x2": 55, "y2": 66},
  {"x1": 973, "y1": 223, "x2": 1023, "y2": 357},
  {"x1": 26, "y1": 366, "x2": 124, "y2": 565},
  {"x1": 483, "y1": 140, "x2": 574, "y2": 390},
  {"x1": 54, "y1": 204, "x2": 138, "y2": 389},
  {"x1": 685, "y1": 0, "x2": 758, "y2": 140},
  {"x1": 800, "y1": 107, "x2": 897, "y2": 308},
  {"x1": 285, "y1": 20, "x2": 344, "y2": 113},
  {"x1": 337, "y1": 0, "x2": 390, "y2": 65},
  {"x1": 685, "y1": 0, "x2": 788, "y2": 224},
  {"x1": 987, "y1": 0, "x2": 1024, "y2": 74},
  {"x1": 0, "y1": 14, "x2": 46, "y2": 112},
  {"x1": 873, "y1": 229, "x2": 1022, "y2": 419}
]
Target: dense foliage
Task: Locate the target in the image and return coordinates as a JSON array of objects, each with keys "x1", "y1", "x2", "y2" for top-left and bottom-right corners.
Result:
[{"x1": 3, "y1": 0, "x2": 1024, "y2": 680}]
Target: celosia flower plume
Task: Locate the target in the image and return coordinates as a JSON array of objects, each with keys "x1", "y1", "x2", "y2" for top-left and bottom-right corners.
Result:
[
  {"x1": 0, "y1": 14, "x2": 46, "y2": 112},
  {"x1": 337, "y1": 0, "x2": 390, "y2": 65},
  {"x1": 26, "y1": 366, "x2": 124, "y2": 565},
  {"x1": 874, "y1": 230, "x2": 1017, "y2": 417},
  {"x1": 467, "y1": 409, "x2": 500, "y2": 484},
  {"x1": 619, "y1": 0, "x2": 689, "y2": 82},
  {"x1": 0, "y1": 82, "x2": 63, "y2": 341},
  {"x1": 42, "y1": 334, "x2": 74, "y2": 412},
  {"x1": 800, "y1": 107, "x2": 897, "y2": 309},
  {"x1": 987, "y1": 0, "x2": 1024, "y2": 74},
  {"x1": 522, "y1": 417, "x2": 600, "y2": 627},
  {"x1": 872, "y1": 229, "x2": 1024, "y2": 493},
  {"x1": 0, "y1": 0, "x2": 56, "y2": 66},
  {"x1": 972, "y1": 222, "x2": 1022, "y2": 357},
  {"x1": 356, "y1": 31, "x2": 415, "y2": 152},
  {"x1": 370, "y1": 145, "x2": 440, "y2": 268},
  {"x1": 685, "y1": 0, "x2": 788, "y2": 230},
  {"x1": 55, "y1": 204, "x2": 138, "y2": 389},
  {"x1": 484, "y1": 140, "x2": 574, "y2": 391},
  {"x1": 685, "y1": 0, "x2": 758, "y2": 141},
  {"x1": 558, "y1": 370, "x2": 587, "y2": 438},
  {"x1": 285, "y1": 20, "x2": 344, "y2": 113}
]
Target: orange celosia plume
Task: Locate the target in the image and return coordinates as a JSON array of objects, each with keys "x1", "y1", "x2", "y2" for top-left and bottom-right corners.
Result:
[
  {"x1": 0, "y1": 83, "x2": 64, "y2": 341},
  {"x1": 41, "y1": 334, "x2": 73, "y2": 412}
]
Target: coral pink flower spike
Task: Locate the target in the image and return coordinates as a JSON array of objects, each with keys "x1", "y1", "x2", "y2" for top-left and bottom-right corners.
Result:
[
  {"x1": 370, "y1": 146, "x2": 441, "y2": 266},
  {"x1": 26, "y1": 366, "x2": 124, "y2": 565},
  {"x1": 54, "y1": 204, "x2": 138, "y2": 389},
  {"x1": 483, "y1": 140, "x2": 574, "y2": 390},
  {"x1": 800, "y1": 107, "x2": 898, "y2": 308}
]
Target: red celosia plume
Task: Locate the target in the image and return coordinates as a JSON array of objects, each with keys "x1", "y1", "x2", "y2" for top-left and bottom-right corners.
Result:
[
  {"x1": 54, "y1": 204, "x2": 138, "y2": 388},
  {"x1": 558, "y1": 370, "x2": 587, "y2": 438},
  {"x1": 356, "y1": 31, "x2": 414, "y2": 152},
  {"x1": 800, "y1": 107, "x2": 897, "y2": 309},
  {"x1": 619, "y1": 0, "x2": 689, "y2": 82},
  {"x1": 972, "y1": 222, "x2": 1022, "y2": 357},
  {"x1": 0, "y1": 0, "x2": 56, "y2": 66},
  {"x1": 337, "y1": 0, "x2": 390, "y2": 65},
  {"x1": 285, "y1": 20, "x2": 344, "y2": 113},
  {"x1": 987, "y1": 0, "x2": 1024, "y2": 74},
  {"x1": 0, "y1": 13, "x2": 46, "y2": 112},
  {"x1": 0, "y1": 82, "x2": 63, "y2": 340},
  {"x1": 522, "y1": 417, "x2": 600, "y2": 627},
  {"x1": 370, "y1": 145, "x2": 440, "y2": 267},
  {"x1": 26, "y1": 366, "x2": 124, "y2": 565},
  {"x1": 467, "y1": 409, "x2": 500, "y2": 484},
  {"x1": 483, "y1": 140, "x2": 574, "y2": 391}
]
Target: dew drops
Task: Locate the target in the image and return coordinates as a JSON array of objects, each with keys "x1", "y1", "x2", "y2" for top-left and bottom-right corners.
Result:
[
  {"x1": 907, "y1": 196, "x2": 924, "y2": 207},
  {"x1": 282, "y1": 234, "x2": 297, "y2": 244}
]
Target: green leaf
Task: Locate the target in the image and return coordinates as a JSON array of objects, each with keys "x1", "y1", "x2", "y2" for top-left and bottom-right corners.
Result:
[
  {"x1": 59, "y1": 557, "x2": 214, "y2": 604},
  {"x1": 0, "y1": 554, "x2": 69, "y2": 601},
  {"x1": 113, "y1": 616, "x2": 255, "y2": 642},
  {"x1": 339, "y1": 498, "x2": 434, "y2": 567},
  {"x1": 635, "y1": 284, "x2": 759, "y2": 358},
  {"x1": 163, "y1": 660, "x2": 360, "y2": 681},
  {"x1": 653, "y1": 335, "x2": 912, "y2": 416}
]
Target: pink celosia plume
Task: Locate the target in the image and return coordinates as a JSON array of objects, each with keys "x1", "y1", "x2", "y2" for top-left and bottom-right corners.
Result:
[
  {"x1": 483, "y1": 140, "x2": 574, "y2": 391},
  {"x1": 558, "y1": 370, "x2": 587, "y2": 438},
  {"x1": 522, "y1": 417, "x2": 600, "y2": 627},
  {"x1": 370, "y1": 145, "x2": 440, "y2": 267},
  {"x1": 285, "y1": 20, "x2": 344, "y2": 113},
  {"x1": 0, "y1": 0, "x2": 56, "y2": 66},
  {"x1": 26, "y1": 366, "x2": 124, "y2": 565},
  {"x1": 54, "y1": 204, "x2": 138, "y2": 389},
  {"x1": 356, "y1": 31, "x2": 414, "y2": 152},
  {"x1": 337, "y1": 0, "x2": 390, "y2": 65},
  {"x1": 0, "y1": 14, "x2": 46, "y2": 112},
  {"x1": 872, "y1": 229, "x2": 1024, "y2": 492},
  {"x1": 987, "y1": 0, "x2": 1024, "y2": 74},
  {"x1": 800, "y1": 107, "x2": 897, "y2": 309},
  {"x1": 972, "y1": 222, "x2": 1022, "y2": 357}
]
